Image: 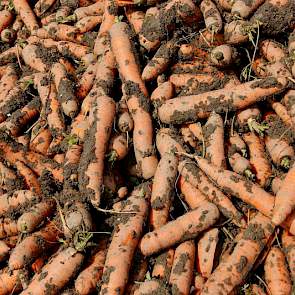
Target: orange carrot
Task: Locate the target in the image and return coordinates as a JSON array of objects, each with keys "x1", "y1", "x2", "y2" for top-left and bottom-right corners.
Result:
[
  {"x1": 193, "y1": 273, "x2": 205, "y2": 294},
  {"x1": 271, "y1": 101, "x2": 294, "y2": 130},
  {"x1": 117, "y1": 110, "x2": 134, "y2": 133},
  {"x1": 200, "y1": 213, "x2": 274, "y2": 295},
  {"x1": 210, "y1": 45, "x2": 236, "y2": 67},
  {"x1": 224, "y1": 20, "x2": 250, "y2": 44},
  {"x1": 229, "y1": 134, "x2": 247, "y2": 158},
  {"x1": 100, "y1": 183, "x2": 150, "y2": 294},
  {"x1": 17, "y1": 200, "x2": 55, "y2": 233},
  {"x1": 76, "y1": 15, "x2": 102, "y2": 33},
  {"x1": 0, "y1": 241, "x2": 10, "y2": 262},
  {"x1": 260, "y1": 39, "x2": 287, "y2": 62},
  {"x1": 0, "y1": 10, "x2": 13, "y2": 33},
  {"x1": 228, "y1": 152, "x2": 255, "y2": 180},
  {"x1": 243, "y1": 132, "x2": 272, "y2": 187},
  {"x1": 34, "y1": 0, "x2": 56, "y2": 16},
  {"x1": 30, "y1": 127, "x2": 52, "y2": 155},
  {"x1": 237, "y1": 107, "x2": 263, "y2": 134},
  {"x1": 249, "y1": 284, "x2": 267, "y2": 295},
  {"x1": 22, "y1": 44, "x2": 49, "y2": 72},
  {"x1": 231, "y1": 0, "x2": 264, "y2": 18},
  {"x1": 200, "y1": 0, "x2": 222, "y2": 33},
  {"x1": 0, "y1": 64, "x2": 18, "y2": 103},
  {"x1": 197, "y1": 228, "x2": 219, "y2": 278},
  {"x1": 0, "y1": 162, "x2": 18, "y2": 191},
  {"x1": 0, "y1": 218, "x2": 18, "y2": 238},
  {"x1": 108, "y1": 133, "x2": 129, "y2": 162},
  {"x1": 134, "y1": 280, "x2": 169, "y2": 295},
  {"x1": 0, "y1": 46, "x2": 22, "y2": 66},
  {"x1": 72, "y1": 1, "x2": 104, "y2": 20},
  {"x1": 125, "y1": 7, "x2": 144, "y2": 34},
  {"x1": 158, "y1": 77, "x2": 287, "y2": 124},
  {"x1": 140, "y1": 201, "x2": 219, "y2": 256},
  {"x1": 0, "y1": 268, "x2": 28, "y2": 295},
  {"x1": 169, "y1": 240, "x2": 195, "y2": 295},
  {"x1": 264, "y1": 247, "x2": 292, "y2": 295},
  {"x1": 283, "y1": 90, "x2": 295, "y2": 126},
  {"x1": 152, "y1": 249, "x2": 175, "y2": 280},
  {"x1": 282, "y1": 230, "x2": 295, "y2": 281},
  {"x1": 181, "y1": 125, "x2": 198, "y2": 148},
  {"x1": 20, "y1": 247, "x2": 84, "y2": 295}
]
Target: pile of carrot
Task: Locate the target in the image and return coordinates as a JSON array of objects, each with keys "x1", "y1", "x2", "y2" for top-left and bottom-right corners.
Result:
[{"x1": 0, "y1": 0, "x2": 295, "y2": 293}]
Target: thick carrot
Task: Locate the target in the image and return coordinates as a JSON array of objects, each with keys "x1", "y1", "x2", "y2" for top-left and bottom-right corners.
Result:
[
  {"x1": 197, "y1": 228, "x2": 219, "y2": 278},
  {"x1": 283, "y1": 90, "x2": 295, "y2": 126},
  {"x1": 243, "y1": 132, "x2": 272, "y2": 187},
  {"x1": 79, "y1": 95, "x2": 115, "y2": 209},
  {"x1": 134, "y1": 280, "x2": 169, "y2": 295},
  {"x1": 204, "y1": 112, "x2": 226, "y2": 168},
  {"x1": 200, "y1": 213, "x2": 274, "y2": 295},
  {"x1": 0, "y1": 162, "x2": 18, "y2": 191},
  {"x1": 43, "y1": 22, "x2": 80, "y2": 42},
  {"x1": 158, "y1": 77, "x2": 287, "y2": 124},
  {"x1": 272, "y1": 162, "x2": 295, "y2": 225},
  {"x1": 224, "y1": 20, "x2": 250, "y2": 44},
  {"x1": 20, "y1": 247, "x2": 84, "y2": 295},
  {"x1": 152, "y1": 249, "x2": 174, "y2": 280},
  {"x1": 150, "y1": 153, "x2": 178, "y2": 230},
  {"x1": 169, "y1": 240, "x2": 195, "y2": 295},
  {"x1": 249, "y1": 284, "x2": 267, "y2": 295},
  {"x1": 117, "y1": 110, "x2": 134, "y2": 133},
  {"x1": 13, "y1": 0, "x2": 39, "y2": 32},
  {"x1": 179, "y1": 160, "x2": 245, "y2": 227},
  {"x1": 100, "y1": 183, "x2": 150, "y2": 294},
  {"x1": 0, "y1": 269, "x2": 28, "y2": 295},
  {"x1": 17, "y1": 200, "x2": 55, "y2": 233},
  {"x1": 125, "y1": 7, "x2": 144, "y2": 34},
  {"x1": 108, "y1": 133, "x2": 129, "y2": 162},
  {"x1": 76, "y1": 15, "x2": 102, "y2": 33},
  {"x1": 75, "y1": 241, "x2": 107, "y2": 295},
  {"x1": 0, "y1": 65, "x2": 18, "y2": 103},
  {"x1": 34, "y1": 0, "x2": 56, "y2": 16},
  {"x1": 30, "y1": 127, "x2": 52, "y2": 155},
  {"x1": 140, "y1": 201, "x2": 219, "y2": 256},
  {"x1": 0, "y1": 10, "x2": 13, "y2": 34},
  {"x1": 0, "y1": 240, "x2": 10, "y2": 262},
  {"x1": 237, "y1": 107, "x2": 263, "y2": 134},
  {"x1": 200, "y1": 0, "x2": 222, "y2": 33},
  {"x1": 22, "y1": 44, "x2": 49, "y2": 72},
  {"x1": 282, "y1": 230, "x2": 295, "y2": 281},
  {"x1": 231, "y1": 0, "x2": 264, "y2": 18},
  {"x1": 210, "y1": 45, "x2": 236, "y2": 67},
  {"x1": 0, "y1": 218, "x2": 18, "y2": 238},
  {"x1": 264, "y1": 247, "x2": 292, "y2": 295},
  {"x1": 72, "y1": 1, "x2": 104, "y2": 20},
  {"x1": 260, "y1": 39, "x2": 287, "y2": 62},
  {"x1": 9, "y1": 223, "x2": 60, "y2": 269},
  {"x1": 228, "y1": 152, "x2": 255, "y2": 180}
]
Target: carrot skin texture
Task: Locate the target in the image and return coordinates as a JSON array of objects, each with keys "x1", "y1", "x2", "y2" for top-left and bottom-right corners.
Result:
[
  {"x1": 264, "y1": 247, "x2": 292, "y2": 295},
  {"x1": 152, "y1": 249, "x2": 175, "y2": 280},
  {"x1": 140, "y1": 201, "x2": 219, "y2": 256},
  {"x1": 134, "y1": 279, "x2": 169, "y2": 295},
  {"x1": 282, "y1": 230, "x2": 295, "y2": 281},
  {"x1": 0, "y1": 269, "x2": 28, "y2": 295},
  {"x1": 100, "y1": 183, "x2": 150, "y2": 294},
  {"x1": 200, "y1": 213, "x2": 274, "y2": 295}
]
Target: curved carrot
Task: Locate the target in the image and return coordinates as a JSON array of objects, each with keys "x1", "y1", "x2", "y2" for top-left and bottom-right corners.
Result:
[
  {"x1": 200, "y1": 213, "x2": 274, "y2": 295},
  {"x1": 20, "y1": 247, "x2": 84, "y2": 295},
  {"x1": 100, "y1": 183, "x2": 150, "y2": 294},
  {"x1": 151, "y1": 80, "x2": 174, "y2": 106},
  {"x1": 140, "y1": 201, "x2": 219, "y2": 256},
  {"x1": 264, "y1": 247, "x2": 292, "y2": 295},
  {"x1": 231, "y1": 0, "x2": 264, "y2": 18},
  {"x1": 271, "y1": 101, "x2": 294, "y2": 131},
  {"x1": 169, "y1": 240, "x2": 195, "y2": 295},
  {"x1": 243, "y1": 132, "x2": 272, "y2": 187}
]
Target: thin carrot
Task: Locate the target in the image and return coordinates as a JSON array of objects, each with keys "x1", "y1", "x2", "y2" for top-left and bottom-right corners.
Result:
[
  {"x1": 140, "y1": 201, "x2": 219, "y2": 256},
  {"x1": 100, "y1": 183, "x2": 150, "y2": 294},
  {"x1": 72, "y1": 1, "x2": 104, "y2": 20},
  {"x1": 282, "y1": 230, "x2": 295, "y2": 281},
  {"x1": 230, "y1": 134, "x2": 247, "y2": 157}
]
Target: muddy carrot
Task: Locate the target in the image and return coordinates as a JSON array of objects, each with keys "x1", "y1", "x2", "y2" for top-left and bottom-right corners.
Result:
[
  {"x1": 134, "y1": 280, "x2": 169, "y2": 295},
  {"x1": 17, "y1": 200, "x2": 55, "y2": 233},
  {"x1": 0, "y1": 162, "x2": 18, "y2": 191},
  {"x1": 0, "y1": 241, "x2": 10, "y2": 262},
  {"x1": 265, "y1": 247, "x2": 292, "y2": 295},
  {"x1": 228, "y1": 152, "x2": 255, "y2": 180},
  {"x1": 271, "y1": 101, "x2": 294, "y2": 130},
  {"x1": 181, "y1": 125, "x2": 198, "y2": 148},
  {"x1": 151, "y1": 80, "x2": 174, "y2": 106},
  {"x1": 0, "y1": 269, "x2": 28, "y2": 295},
  {"x1": 200, "y1": 0, "x2": 222, "y2": 33},
  {"x1": 34, "y1": 0, "x2": 56, "y2": 16},
  {"x1": 158, "y1": 77, "x2": 287, "y2": 124},
  {"x1": 0, "y1": 218, "x2": 18, "y2": 238},
  {"x1": 231, "y1": 0, "x2": 264, "y2": 18},
  {"x1": 224, "y1": 20, "x2": 250, "y2": 44},
  {"x1": 200, "y1": 213, "x2": 274, "y2": 295},
  {"x1": 210, "y1": 45, "x2": 236, "y2": 67},
  {"x1": 118, "y1": 111, "x2": 134, "y2": 133},
  {"x1": 72, "y1": 1, "x2": 104, "y2": 20},
  {"x1": 260, "y1": 39, "x2": 287, "y2": 62},
  {"x1": 108, "y1": 133, "x2": 129, "y2": 162},
  {"x1": 140, "y1": 201, "x2": 219, "y2": 256},
  {"x1": 197, "y1": 228, "x2": 219, "y2": 278},
  {"x1": 243, "y1": 132, "x2": 272, "y2": 187},
  {"x1": 125, "y1": 7, "x2": 144, "y2": 34},
  {"x1": 0, "y1": 11, "x2": 13, "y2": 35},
  {"x1": 20, "y1": 247, "x2": 84, "y2": 295},
  {"x1": 169, "y1": 240, "x2": 195, "y2": 295},
  {"x1": 152, "y1": 249, "x2": 175, "y2": 280},
  {"x1": 100, "y1": 183, "x2": 150, "y2": 294},
  {"x1": 283, "y1": 90, "x2": 295, "y2": 126},
  {"x1": 22, "y1": 44, "x2": 49, "y2": 72},
  {"x1": 0, "y1": 65, "x2": 18, "y2": 103},
  {"x1": 282, "y1": 230, "x2": 295, "y2": 281},
  {"x1": 249, "y1": 284, "x2": 267, "y2": 295},
  {"x1": 30, "y1": 127, "x2": 52, "y2": 155},
  {"x1": 76, "y1": 15, "x2": 102, "y2": 33}
]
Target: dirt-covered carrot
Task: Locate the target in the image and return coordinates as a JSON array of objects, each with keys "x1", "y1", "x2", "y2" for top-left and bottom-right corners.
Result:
[
  {"x1": 125, "y1": 7, "x2": 144, "y2": 35},
  {"x1": 0, "y1": 11, "x2": 13, "y2": 34},
  {"x1": 151, "y1": 81, "x2": 174, "y2": 107},
  {"x1": 158, "y1": 77, "x2": 287, "y2": 124},
  {"x1": 237, "y1": 107, "x2": 265, "y2": 134},
  {"x1": 75, "y1": 15, "x2": 102, "y2": 33},
  {"x1": 0, "y1": 268, "x2": 28, "y2": 295},
  {"x1": 20, "y1": 247, "x2": 84, "y2": 295},
  {"x1": 200, "y1": 213, "x2": 274, "y2": 295},
  {"x1": 265, "y1": 247, "x2": 292, "y2": 295},
  {"x1": 79, "y1": 95, "x2": 115, "y2": 209},
  {"x1": 169, "y1": 240, "x2": 195, "y2": 295},
  {"x1": 181, "y1": 125, "x2": 198, "y2": 148},
  {"x1": 231, "y1": 0, "x2": 264, "y2": 18},
  {"x1": 13, "y1": 0, "x2": 39, "y2": 32},
  {"x1": 150, "y1": 153, "x2": 178, "y2": 230},
  {"x1": 243, "y1": 132, "x2": 272, "y2": 187},
  {"x1": 71, "y1": 1, "x2": 104, "y2": 21},
  {"x1": 152, "y1": 249, "x2": 175, "y2": 280},
  {"x1": 260, "y1": 39, "x2": 287, "y2": 62},
  {"x1": 272, "y1": 162, "x2": 295, "y2": 225},
  {"x1": 179, "y1": 160, "x2": 245, "y2": 227},
  {"x1": 17, "y1": 200, "x2": 55, "y2": 233},
  {"x1": 210, "y1": 45, "x2": 237, "y2": 67},
  {"x1": 228, "y1": 152, "x2": 255, "y2": 180},
  {"x1": 108, "y1": 133, "x2": 129, "y2": 162},
  {"x1": 197, "y1": 228, "x2": 219, "y2": 278},
  {"x1": 75, "y1": 240, "x2": 107, "y2": 295},
  {"x1": 283, "y1": 90, "x2": 295, "y2": 125},
  {"x1": 282, "y1": 230, "x2": 295, "y2": 281},
  {"x1": 200, "y1": 0, "x2": 222, "y2": 33},
  {"x1": 30, "y1": 126, "x2": 52, "y2": 155},
  {"x1": 134, "y1": 279, "x2": 169, "y2": 295},
  {"x1": 0, "y1": 240, "x2": 10, "y2": 262},
  {"x1": 271, "y1": 101, "x2": 294, "y2": 130},
  {"x1": 224, "y1": 20, "x2": 250, "y2": 44},
  {"x1": 118, "y1": 110, "x2": 134, "y2": 133},
  {"x1": 22, "y1": 44, "x2": 49, "y2": 72},
  {"x1": 9, "y1": 222, "x2": 60, "y2": 269},
  {"x1": 140, "y1": 201, "x2": 219, "y2": 256},
  {"x1": 249, "y1": 284, "x2": 267, "y2": 295},
  {"x1": 0, "y1": 162, "x2": 19, "y2": 191},
  {"x1": 229, "y1": 132, "x2": 247, "y2": 156},
  {"x1": 34, "y1": 0, "x2": 56, "y2": 16},
  {"x1": 0, "y1": 64, "x2": 18, "y2": 103},
  {"x1": 100, "y1": 183, "x2": 150, "y2": 294},
  {"x1": 204, "y1": 112, "x2": 226, "y2": 168},
  {"x1": 0, "y1": 218, "x2": 18, "y2": 238}
]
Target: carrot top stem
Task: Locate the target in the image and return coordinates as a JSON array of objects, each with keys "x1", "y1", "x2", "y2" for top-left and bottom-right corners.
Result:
[
  {"x1": 247, "y1": 118, "x2": 269, "y2": 136},
  {"x1": 244, "y1": 168, "x2": 255, "y2": 181},
  {"x1": 281, "y1": 156, "x2": 291, "y2": 170}
]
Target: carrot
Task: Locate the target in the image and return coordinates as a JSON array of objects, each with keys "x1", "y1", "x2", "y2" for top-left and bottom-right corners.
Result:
[
  {"x1": 271, "y1": 101, "x2": 294, "y2": 130},
  {"x1": 14, "y1": 161, "x2": 41, "y2": 194},
  {"x1": 108, "y1": 133, "x2": 129, "y2": 162},
  {"x1": 12, "y1": 15, "x2": 23, "y2": 31},
  {"x1": 17, "y1": 200, "x2": 55, "y2": 233},
  {"x1": 243, "y1": 132, "x2": 272, "y2": 187},
  {"x1": 193, "y1": 273, "x2": 205, "y2": 294},
  {"x1": 20, "y1": 247, "x2": 84, "y2": 295},
  {"x1": 200, "y1": 0, "x2": 222, "y2": 33},
  {"x1": 188, "y1": 122, "x2": 204, "y2": 142},
  {"x1": 197, "y1": 228, "x2": 219, "y2": 278},
  {"x1": 0, "y1": 190, "x2": 39, "y2": 216},
  {"x1": 265, "y1": 247, "x2": 292, "y2": 295},
  {"x1": 204, "y1": 112, "x2": 226, "y2": 168},
  {"x1": 0, "y1": 10, "x2": 13, "y2": 34},
  {"x1": 30, "y1": 127, "x2": 52, "y2": 155},
  {"x1": 150, "y1": 153, "x2": 178, "y2": 230},
  {"x1": 134, "y1": 280, "x2": 169, "y2": 295},
  {"x1": 249, "y1": 284, "x2": 267, "y2": 295},
  {"x1": 142, "y1": 39, "x2": 177, "y2": 82},
  {"x1": 79, "y1": 95, "x2": 115, "y2": 209},
  {"x1": 179, "y1": 160, "x2": 245, "y2": 227},
  {"x1": 100, "y1": 183, "x2": 150, "y2": 294},
  {"x1": 53, "y1": 153, "x2": 64, "y2": 164},
  {"x1": 210, "y1": 45, "x2": 236, "y2": 67},
  {"x1": 75, "y1": 15, "x2": 102, "y2": 33},
  {"x1": 0, "y1": 268, "x2": 28, "y2": 295},
  {"x1": 152, "y1": 249, "x2": 175, "y2": 280},
  {"x1": 140, "y1": 201, "x2": 219, "y2": 256},
  {"x1": 229, "y1": 132, "x2": 247, "y2": 156},
  {"x1": 231, "y1": 0, "x2": 264, "y2": 18},
  {"x1": 158, "y1": 77, "x2": 287, "y2": 124},
  {"x1": 169, "y1": 240, "x2": 195, "y2": 295},
  {"x1": 271, "y1": 174, "x2": 285, "y2": 194},
  {"x1": 181, "y1": 125, "x2": 197, "y2": 148},
  {"x1": 0, "y1": 162, "x2": 18, "y2": 191},
  {"x1": 72, "y1": 1, "x2": 104, "y2": 20},
  {"x1": 224, "y1": 20, "x2": 250, "y2": 44},
  {"x1": 215, "y1": 0, "x2": 233, "y2": 10},
  {"x1": 75, "y1": 241, "x2": 107, "y2": 295},
  {"x1": 0, "y1": 64, "x2": 18, "y2": 103},
  {"x1": 282, "y1": 90, "x2": 295, "y2": 126},
  {"x1": 228, "y1": 152, "x2": 255, "y2": 180},
  {"x1": 40, "y1": 12, "x2": 57, "y2": 25},
  {"x1": 13, "y1": 0, "x2": 39, "y2": 32},
  {"x1": 125, "y1": 7, "x2": 144, "y2": 35},
  {"x1": 260, "y1": 39, "x2": 287, "y2": 62},
  {"x1": 34, "y1": 0, "x2": 56, "y2": 16},
  {"x1": 237, "y1": 107, "x2": 265, "y2": 134},
  {"x1": 0, "y1": 218, "x2": 18, "y2": 238},
  {"x1": 0, "y1": 241, "x2": 10, "y2": 262},
  {"x1": 178, "y1": 176, "x2": 207, "y2": 209},
  {"x1": 282, "y1": 230, "x2": 295, "y2": 281},
  {"x1": 1, "y1": 28, "x2": 16, "y2": 43},
  {"x1": 117, "y1": 110, "x2": 134, "y2": 133},
  {"x1": 200, "y1": 213, "x2": 274, "y2": 295},
  {"x1": 22, "y1": 44, "x2": 49, "y2": 72}
]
